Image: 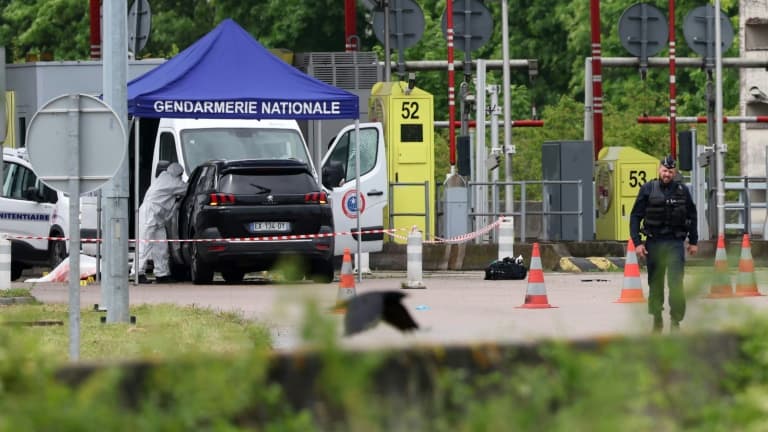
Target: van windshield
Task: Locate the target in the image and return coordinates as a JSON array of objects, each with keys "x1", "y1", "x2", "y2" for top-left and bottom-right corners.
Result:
[{"x1": 180, "y1": 128, "x2": 310, "y2": 172}]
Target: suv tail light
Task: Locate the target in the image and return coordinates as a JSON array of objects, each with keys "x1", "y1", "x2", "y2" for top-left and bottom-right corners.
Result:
[
  {"x1": 209, "y1": 193, "x2": 236, "y2": 206},
  {"x1": 304, "y1": 191, "x2": 327, "y2": 204}
]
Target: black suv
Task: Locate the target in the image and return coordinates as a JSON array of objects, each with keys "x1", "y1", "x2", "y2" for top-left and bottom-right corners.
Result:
[{"x1": 167, "y1": 159, "x2": 335, "y2": 284}]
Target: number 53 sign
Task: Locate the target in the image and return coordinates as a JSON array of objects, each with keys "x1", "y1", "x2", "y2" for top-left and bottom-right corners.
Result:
[
  {"x1": 627, "y1": 169, "x2": 648, "y2": 187},
  {"x1": 621, "y1": 164, "x2": 653, "y2": 196}
]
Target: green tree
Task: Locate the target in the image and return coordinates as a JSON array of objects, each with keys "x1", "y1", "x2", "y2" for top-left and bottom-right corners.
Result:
[
  {"x1": 0, "y1": 0, "x2": 89, "y2": 61},
  {"x1": 0, "y1": 0, "x2": 745, "y2": 179}
]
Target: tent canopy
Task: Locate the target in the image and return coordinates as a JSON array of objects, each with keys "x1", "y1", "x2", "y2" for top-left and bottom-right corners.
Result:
[{"x1": 127, "y1": 19, "x2": 359, "y2": 120}]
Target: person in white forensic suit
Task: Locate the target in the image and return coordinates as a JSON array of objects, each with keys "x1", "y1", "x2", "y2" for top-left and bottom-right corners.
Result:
[{"x1": 135, "y1": 162, "x2": 187, "y2": 283}]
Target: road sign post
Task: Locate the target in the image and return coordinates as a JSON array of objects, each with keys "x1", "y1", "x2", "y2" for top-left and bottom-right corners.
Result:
[{"x1": 26, "y1": 94, "x2": 126, "y2": 361}]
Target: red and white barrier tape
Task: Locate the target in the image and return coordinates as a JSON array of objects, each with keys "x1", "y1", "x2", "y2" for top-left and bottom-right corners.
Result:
[
  {"x1": 385, "y1": 217, "x2": 504, "y2": 244},
  {"x1": 2, "y1": 228, "x2": 398, "y2": 244},
  {"x1": 3, "y1": 219, "x2": 505, "y2": 245}
]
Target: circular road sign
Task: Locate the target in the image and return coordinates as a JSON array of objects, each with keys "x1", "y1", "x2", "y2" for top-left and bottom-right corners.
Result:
[
  {"x1": 26, "y1": 94, "x2": 126, "y2": 194},
  {"x1": 372, "y1": 0, "x2": 426, "y2": 50},
  {"x1": 441, "y1": 0, "x2": 494, "y2": 52},
  {"x1": 618, "y1": 3, "x2": 668, "y2": 58},
  {"x1": 683, "y1": 5, "x2": 734, "y2": 58}
]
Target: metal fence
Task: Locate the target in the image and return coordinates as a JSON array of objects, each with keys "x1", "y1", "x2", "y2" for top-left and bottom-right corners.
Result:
[
  {"x1": 428, "y1": 174, "x2": 768, "y2": 242},
  {"x1": 467, "y1": 180, "x2": 585, "y2": 242},
  {"x1": 722, "y1": 176, "x2": 768, "y2": 235}
]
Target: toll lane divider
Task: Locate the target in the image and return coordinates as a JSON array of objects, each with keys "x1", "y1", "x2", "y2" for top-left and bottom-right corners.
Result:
[{"x1": 557, "y1": 257, "x2": 624, "y2": 272}]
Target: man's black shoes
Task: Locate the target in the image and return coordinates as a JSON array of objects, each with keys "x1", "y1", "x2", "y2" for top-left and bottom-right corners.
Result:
[
  {"x1": 154, "y1": 275, "x2": 176, "y2": 284},
  {"x1": 652, "y1": 315, "x2": 663, "y2": 334},
  {"x1": 135, "y1": 274, "x2": 176, "y2": 284},
  {"x1": 652, "y1": 315, "x2": 681, "y2": 333}
]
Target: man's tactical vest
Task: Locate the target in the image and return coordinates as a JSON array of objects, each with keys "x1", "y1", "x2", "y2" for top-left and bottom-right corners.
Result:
[{"x1": 642, "y1": 179, "x2": 689, "y2": 238}]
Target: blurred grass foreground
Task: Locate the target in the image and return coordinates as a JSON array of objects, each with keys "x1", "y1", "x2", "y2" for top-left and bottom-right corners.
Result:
[{"x1": 2, "y1": 299, "x2": 768, "y2": 430}]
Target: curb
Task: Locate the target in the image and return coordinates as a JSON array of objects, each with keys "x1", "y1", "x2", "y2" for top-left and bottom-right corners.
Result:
[{"x1": 0, "y1": 296, "x2": 37, "y2": 306}]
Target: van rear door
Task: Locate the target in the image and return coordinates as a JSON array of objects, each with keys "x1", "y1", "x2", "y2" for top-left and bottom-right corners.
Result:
[{"x1": 321, "y1": 122, "x2": 387, "y2": 255}]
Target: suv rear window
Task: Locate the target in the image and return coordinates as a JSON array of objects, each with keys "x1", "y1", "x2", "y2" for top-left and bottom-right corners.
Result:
[{"x1": 218, "y1": 172, "x2": 318, "y2": 195}]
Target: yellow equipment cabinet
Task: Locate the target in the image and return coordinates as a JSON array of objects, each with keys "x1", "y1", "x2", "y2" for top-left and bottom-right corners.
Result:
[
  {"x1": 369, "y1": 81, "x2": 435, "y2": 242},
  {"x1": 595, "y1": 146, "x2": 659, "y2": 240}
]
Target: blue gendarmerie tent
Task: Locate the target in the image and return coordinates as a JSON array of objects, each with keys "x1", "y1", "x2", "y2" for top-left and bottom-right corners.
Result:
[
  {"x1": 126, "y1": 19, "x2": 366, "y2": 283},
  {"x1": 127, "y1": 18, "x2": 359, "y2": 120}
]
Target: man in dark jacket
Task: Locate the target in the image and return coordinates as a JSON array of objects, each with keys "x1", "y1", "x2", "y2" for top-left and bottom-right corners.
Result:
[{"x1": 630, "y1": 155, "x2": 698, "y2": 333}]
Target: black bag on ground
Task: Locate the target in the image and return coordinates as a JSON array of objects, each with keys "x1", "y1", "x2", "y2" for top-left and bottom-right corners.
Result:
[{"x1": 484, "y1": 257, "x2": 527, "y2": 280}]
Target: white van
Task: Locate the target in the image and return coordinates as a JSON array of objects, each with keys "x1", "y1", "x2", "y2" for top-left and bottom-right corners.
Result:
[
  {"x1": 148, "y1": 118, "x2": 388, "y2": 255},
  {"x1": 1, "y1": 147, "x2": 98, "y2": 280},
  {"x1": 149, "y1": 118, "x2": 316, "y2": 180}
]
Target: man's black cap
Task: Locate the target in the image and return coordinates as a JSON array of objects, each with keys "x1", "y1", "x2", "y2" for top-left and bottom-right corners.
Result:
[{"x1": 661, "y1": 155, "x2": 676, "y2": 169}]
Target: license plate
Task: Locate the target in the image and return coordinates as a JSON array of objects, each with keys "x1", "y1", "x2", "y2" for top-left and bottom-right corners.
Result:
[{"x1": 248, "y1": 221, "x2": 291, "y2": 233}]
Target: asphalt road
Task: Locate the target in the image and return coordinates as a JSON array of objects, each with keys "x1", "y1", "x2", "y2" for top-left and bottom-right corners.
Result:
[{"x1": 20, "y1": 269, "x2": 768, "y2": 351}]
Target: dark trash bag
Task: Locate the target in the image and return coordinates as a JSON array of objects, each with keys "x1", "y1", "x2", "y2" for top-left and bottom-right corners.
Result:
[{"x1": 484, "y1": 257, "x2": 527, "y2": 280}]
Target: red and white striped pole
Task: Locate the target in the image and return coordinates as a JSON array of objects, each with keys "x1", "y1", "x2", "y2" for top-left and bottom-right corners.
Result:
[
  {"x1": 668, "y1": 0, "x2": 677, "y2": 158},
  {"x1": 344, "y1": 0, "x2": 357, "y2": 52},
  {"x1": 447, "y1": 0, "x2": 456, "y2": 167},
  {"x1": 89, "y1": 0, "x2": 100, "y2": 59},
  {"x1": 589, "y1": 0, "x2": 603, "y2": 160},
  {"x1": 638, "y1": 116, "x2": 768, "y2": 124},
  {"x1": 434, "y1": 120, "x2": 544, "y2": 128}
]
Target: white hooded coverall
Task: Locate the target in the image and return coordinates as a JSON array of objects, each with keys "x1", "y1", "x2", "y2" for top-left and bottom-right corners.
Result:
[{"x1": 136, "y1": 162, "x2": 187, "y2": 277}]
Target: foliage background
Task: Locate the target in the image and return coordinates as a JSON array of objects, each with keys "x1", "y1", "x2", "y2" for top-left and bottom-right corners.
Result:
[{"x1": 0, "y1": 0, "x2": 744, "y2": 187}]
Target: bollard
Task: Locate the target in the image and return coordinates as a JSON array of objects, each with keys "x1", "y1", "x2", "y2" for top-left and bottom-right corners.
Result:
[
  {"x1": 401, "y1": 226, "x2": 426, "y2": 289},
  {"x1": 497, "y1": 216, "x2": 515, "y2": 260},
  {"x1": 0, "y1": 235, "x2": 10, "y2": 290},
  {"x1": 355, "y1": 252, "x2": 372, "y2": 275}
]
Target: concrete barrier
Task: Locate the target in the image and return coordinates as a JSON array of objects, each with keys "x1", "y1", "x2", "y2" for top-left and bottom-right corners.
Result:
[{"x1": 54, "y1": 332, "x2": 742, "y2": 417}]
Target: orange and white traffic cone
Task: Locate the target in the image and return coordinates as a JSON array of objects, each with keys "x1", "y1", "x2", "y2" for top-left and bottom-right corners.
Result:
[
  {"x1": 615, "y1": 238, "x2": 646, "y2": 303},
  {"x1": 517, "y1": 243, "x2": 556, "y2": 309},
  {"x1": 333, "y1": 248, "x2": 357, "y2": 313},
  {"x1": 735, "y1": 233, "x2": 763, "y2": 297},
  {"x1": 706, "y1": 234, "x2": 734, "y2": 299}
]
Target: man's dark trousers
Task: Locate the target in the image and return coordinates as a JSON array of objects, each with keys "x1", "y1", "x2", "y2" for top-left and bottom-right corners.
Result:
[{"x1": 646, "y1": 238, "x2": 686, "y2": 323}]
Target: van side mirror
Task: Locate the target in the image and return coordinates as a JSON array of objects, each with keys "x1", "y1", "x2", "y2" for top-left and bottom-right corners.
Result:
[
  {"x1": 155, "y1": 160, "x2": 171, "y2": 177},
  {"x1": 43, "y1": 186, "x2": 59, "y2": 204},
  {"x1": 24, "y1": 186, "x2": 44, "y2": 202}
]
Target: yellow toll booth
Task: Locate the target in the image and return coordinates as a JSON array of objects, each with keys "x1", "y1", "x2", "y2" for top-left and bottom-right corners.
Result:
[
  {"x1": 369, "y1": 82, "x2": 435, "y2": 242},
  {"x1": 595, "y1": 146, "x2": 659, "y2": 240}
]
